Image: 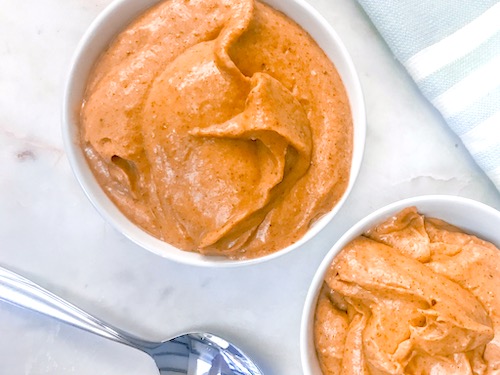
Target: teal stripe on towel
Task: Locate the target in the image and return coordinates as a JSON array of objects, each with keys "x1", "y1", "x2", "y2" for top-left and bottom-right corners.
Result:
[
  {"x1": 357, "y1": 0, "x2": 499, "y2": 62},
  {"x1": 419, "y1": 31, "x2": 500, "y2": 100},
  {"x1": 474, "y1": 144, "x2": 500, "y2": 173},
  {"x1": 447, "y1": 85, "x2": 500, "y2": 136}
]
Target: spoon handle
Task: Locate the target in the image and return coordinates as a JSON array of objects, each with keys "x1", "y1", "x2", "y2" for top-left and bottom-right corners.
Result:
[{"x1": 0, "y1": 266, "x2": 157, "y2": 350}]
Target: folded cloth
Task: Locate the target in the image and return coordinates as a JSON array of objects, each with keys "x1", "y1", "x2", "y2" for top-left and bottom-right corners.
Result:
[{"x1": 356, "y1": 0, "x2": 500, "y2": 191}]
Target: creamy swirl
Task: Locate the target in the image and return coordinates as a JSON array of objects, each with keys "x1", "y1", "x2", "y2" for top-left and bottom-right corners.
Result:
[{"x1": 80, "y1": 0, "x2": 352, "y2": 258}]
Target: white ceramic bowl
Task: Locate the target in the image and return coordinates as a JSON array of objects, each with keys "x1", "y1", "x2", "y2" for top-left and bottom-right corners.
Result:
[
  {"x1": 300, "y1": 195, "x2": 500, "y2": 374},
  {"x1": 62, "y1": 0, "x2": 365, "y2": 266}
]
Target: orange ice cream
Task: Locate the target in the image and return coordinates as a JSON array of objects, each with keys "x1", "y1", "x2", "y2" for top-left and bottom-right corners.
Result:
[
  {"x1": 315, "y1": 207, "x2": 500, "y2": 374},
  {"x1": 80, "y1": 0, "x2": 352, "y2": 259}
]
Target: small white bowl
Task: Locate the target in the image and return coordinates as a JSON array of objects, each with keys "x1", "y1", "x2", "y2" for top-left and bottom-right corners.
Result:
[
  {"x1": 300, "y1": 195, "x2": 500, "y2": 374},
  {"x1": 62, "y1": 0, "x2": 365, "y2": 266}
]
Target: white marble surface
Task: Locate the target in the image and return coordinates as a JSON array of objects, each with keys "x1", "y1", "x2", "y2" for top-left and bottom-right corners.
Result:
[{"x1": 0, "y1": 0, "x2": 499, "y2": 374}]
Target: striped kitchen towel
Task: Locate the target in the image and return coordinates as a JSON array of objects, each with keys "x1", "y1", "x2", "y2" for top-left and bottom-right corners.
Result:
[{"x1": 356, "y1": 0, "x2": 500, "y2": 191}]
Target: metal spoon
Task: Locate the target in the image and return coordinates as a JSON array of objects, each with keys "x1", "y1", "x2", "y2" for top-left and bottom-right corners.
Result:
[{"x1": 0, "y1": 266, "x2": 262, "y2": 375}]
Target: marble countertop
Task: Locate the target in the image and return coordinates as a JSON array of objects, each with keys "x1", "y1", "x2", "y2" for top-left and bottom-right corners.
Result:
[{"x1": 1, "y1": 0, "x2": 499, "y2": 374}]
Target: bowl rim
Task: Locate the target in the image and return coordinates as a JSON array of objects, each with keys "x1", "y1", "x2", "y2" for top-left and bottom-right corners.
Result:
[
  {"x1": 300, "y1": 194, "x2": 500, "y2": 374},
  {"x1": 62, "y1": 0, "x2": 366, "y2": 267}
]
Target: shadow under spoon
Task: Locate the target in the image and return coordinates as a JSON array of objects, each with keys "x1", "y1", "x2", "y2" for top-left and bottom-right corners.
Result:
[{"x1": 0, "y1": 266, "x2": 263, "y2": 375}]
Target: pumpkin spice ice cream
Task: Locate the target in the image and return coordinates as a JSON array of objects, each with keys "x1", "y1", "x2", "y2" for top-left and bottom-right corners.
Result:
[
  {"x1": 314, "y1": 207, "x2": 500, "y2": 374},
  {"x1": 80, "y1": 0, "x2": 353, "y2": 259}
]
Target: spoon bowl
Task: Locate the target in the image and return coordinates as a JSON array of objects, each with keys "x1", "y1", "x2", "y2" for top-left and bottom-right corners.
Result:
[{"x1": 0, "y1": 266, "x2": 262, "y2": 375}]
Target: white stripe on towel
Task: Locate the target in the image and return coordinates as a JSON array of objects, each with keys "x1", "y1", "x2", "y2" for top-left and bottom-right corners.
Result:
[
  {"x1": 431, "y1": 54, "x2": 500, "y2": 118},
  {"x1": 405, "y1": 1, "x2": 500, "y2": 81},
  {"x1": 461, "y1": 111, "x2": 500, "y2": 153}
]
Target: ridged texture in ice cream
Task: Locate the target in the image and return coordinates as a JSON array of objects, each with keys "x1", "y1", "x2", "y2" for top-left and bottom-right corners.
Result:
[{"x1": 315, "y1": 207, "x2": 500, "y2": 374}]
